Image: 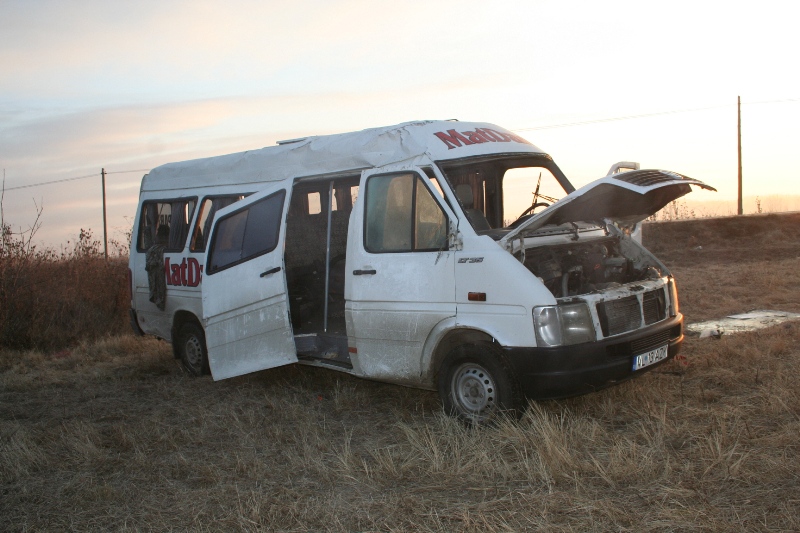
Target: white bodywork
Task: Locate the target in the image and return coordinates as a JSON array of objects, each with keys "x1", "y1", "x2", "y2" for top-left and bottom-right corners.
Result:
[{"x1": 128, "y1": 119, "x2": 712, "y2": 389}]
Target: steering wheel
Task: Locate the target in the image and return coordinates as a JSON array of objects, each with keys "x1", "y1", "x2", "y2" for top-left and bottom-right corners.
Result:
[{"x1": 509, "y1": 202, "x2": 550, "y2": 228}]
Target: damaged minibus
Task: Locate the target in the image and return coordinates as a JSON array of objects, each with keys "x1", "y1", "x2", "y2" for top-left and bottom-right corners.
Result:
[{"x1": 128, "y1": 120, "x2": 714, "y2": 422}]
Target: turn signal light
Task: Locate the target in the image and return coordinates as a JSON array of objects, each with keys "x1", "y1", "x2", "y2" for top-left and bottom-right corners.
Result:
[{"x1": 468, "y1": 292, "x2": 486, "y2": 302}]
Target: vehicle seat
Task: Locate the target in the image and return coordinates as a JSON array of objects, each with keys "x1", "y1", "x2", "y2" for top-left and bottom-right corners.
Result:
[{"x1": 455, "y1": 184, "x2": 491, "y2": 231}]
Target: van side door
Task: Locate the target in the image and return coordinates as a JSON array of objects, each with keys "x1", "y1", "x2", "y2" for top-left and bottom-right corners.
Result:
[
  {"x1": 346, "y1": 164, "x2": 457, "y2": 384},
  {"x1": 201, "y1": 183, "x2": 297, "y2": 380}
]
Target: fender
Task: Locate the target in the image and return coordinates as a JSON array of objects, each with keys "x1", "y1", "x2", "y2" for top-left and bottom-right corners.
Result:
[{"x1": 418, "y1": 315, "x2": 532, "y2": 389}]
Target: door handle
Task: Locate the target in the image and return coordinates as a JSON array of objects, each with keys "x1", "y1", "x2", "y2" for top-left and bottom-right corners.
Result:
[
  {"x1": 260, "y1": 266, "x2": 282, "y2": 277},
  {"x1": 353, "y1": 269, "x2": 377, "y2": 275}
]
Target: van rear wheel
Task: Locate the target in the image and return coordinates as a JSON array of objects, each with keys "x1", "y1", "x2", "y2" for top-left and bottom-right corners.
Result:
[
  {"x1": 178, "y1": 322, "x2": 209, "y2": 376},
  {"x1": 437, "y1": 342, "x2": 520, "y2": 424}
]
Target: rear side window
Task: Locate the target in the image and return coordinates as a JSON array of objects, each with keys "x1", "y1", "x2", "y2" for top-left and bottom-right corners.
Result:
[
  {"x1": 190, "y1": 195, "x2": 247, "y2": 252},
  {"x1": 207, "y1": 190, "x2": 286, "y2": 274},
  {"x1": 364, "y1": 173, "x2": 447, "y2": 253},
  {"x1": 137, "y1": 198, "x2": 197, "y2": 252}
]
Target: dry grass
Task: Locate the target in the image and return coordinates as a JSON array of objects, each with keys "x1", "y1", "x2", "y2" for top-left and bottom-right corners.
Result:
[
  {"x1": 644, "y1": 212, "x2": 800, "y2": 322},
  {"x1": 2, "y1": 214, "x2": 800, "y2": 531},
  {"x1": 0, "y1": 227, "x2": 129, "y2": 350}
]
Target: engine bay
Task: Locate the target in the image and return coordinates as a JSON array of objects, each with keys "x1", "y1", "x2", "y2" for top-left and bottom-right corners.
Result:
[{"x1": 523, "y1": 236, "x2": 663, "y2": 298}]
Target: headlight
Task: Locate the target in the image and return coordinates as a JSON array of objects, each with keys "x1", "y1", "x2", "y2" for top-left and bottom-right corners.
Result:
[
  {"x1": 668, "y1": 278, "x2": 679, "y2": 316},
  {"x1": 533, "y1": 302, "x2": 596, "y2": 347},
  {"x1": 533, "y1": 306, "x2": 562, "y2": 346}
]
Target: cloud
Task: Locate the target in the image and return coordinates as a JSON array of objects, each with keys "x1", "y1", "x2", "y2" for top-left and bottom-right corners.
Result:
[{"x1": 2, "y1": 0, "x2": 799, "y2": 246}]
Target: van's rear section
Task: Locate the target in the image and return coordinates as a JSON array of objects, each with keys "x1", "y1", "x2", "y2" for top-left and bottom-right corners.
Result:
[{"x1": 129, "y1": 120, "x2": 713, "y2": 423}]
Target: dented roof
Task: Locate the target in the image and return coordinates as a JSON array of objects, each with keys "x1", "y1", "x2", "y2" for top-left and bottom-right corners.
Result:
[{"x1": 140, "y1": 120, "x2": 548, "y2": 192}]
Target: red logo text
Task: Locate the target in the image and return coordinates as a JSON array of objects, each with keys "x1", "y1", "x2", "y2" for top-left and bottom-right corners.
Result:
[
  {"x1": 165, "y1": 257, "x2": 203, "y2": 287},
  {"x1": 433, "y1": 128, "x2": 531, "y2": 150}
]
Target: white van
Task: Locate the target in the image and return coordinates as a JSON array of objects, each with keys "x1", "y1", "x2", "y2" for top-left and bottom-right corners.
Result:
[{"x1": 129, "y1": 120, "x2": 714, "y2": 422}]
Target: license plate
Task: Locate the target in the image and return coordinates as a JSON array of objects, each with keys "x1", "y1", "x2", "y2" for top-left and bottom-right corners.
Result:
[{"x1": 632, "y1": 344, "x2": 669, "y2": 371}]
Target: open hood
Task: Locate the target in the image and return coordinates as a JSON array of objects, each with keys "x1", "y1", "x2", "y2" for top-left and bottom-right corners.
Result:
[{"x1": 500, "y1": 169, "x2": 716, "y2": 244}]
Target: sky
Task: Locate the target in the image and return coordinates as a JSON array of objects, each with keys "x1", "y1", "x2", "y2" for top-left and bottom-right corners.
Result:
[{"x1": 1, "y1": 0, "x2": 799, "y2": 247}]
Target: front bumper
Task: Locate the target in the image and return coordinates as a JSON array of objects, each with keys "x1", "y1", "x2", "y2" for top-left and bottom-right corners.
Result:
[{"x1": 503, "y1": 314, "x2": 683, "y2": 400}]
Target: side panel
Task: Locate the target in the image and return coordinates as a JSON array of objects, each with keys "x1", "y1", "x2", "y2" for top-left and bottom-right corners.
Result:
[
  {"x1": 454, "y1": 235, "x2": 551, "y2": 349},
  {"x1": 345, "y1": 164, "x2": 457, "y2": 385},
  {"x1": 130, "y1": 194, "x2": 200, "y2": 341},
  {"x1": 129, "y1": 187, "x2": 252, "y2": 341},
  {"x1": 202, "y1": 184, "x2": 297, "y2": 380}
]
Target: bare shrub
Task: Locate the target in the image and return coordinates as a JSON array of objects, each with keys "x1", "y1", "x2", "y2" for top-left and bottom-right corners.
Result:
[
  {"x1": 647, "y1": 199, "x2": 696, "y2": 221},
  {"x1": 0, "y1": 219, "x2": 129, "y2": 350}
]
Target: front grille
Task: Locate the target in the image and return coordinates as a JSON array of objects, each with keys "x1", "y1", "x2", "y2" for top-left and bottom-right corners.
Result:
[
  {"x1": 630, "y1": 329, "x2": 672, "y2": 353},
  {"x1": 643, "y1": 288, "x2": 667, "y2": 325},
  {"x1": 606, "y1": 327, "x2": 677, "y2": 358},
  {"x1": 597, "y1": 286, "x2": 670, "y2": 338},
  {"x1": 597, "y1": 296, "x2": 642, "y2": 336}
]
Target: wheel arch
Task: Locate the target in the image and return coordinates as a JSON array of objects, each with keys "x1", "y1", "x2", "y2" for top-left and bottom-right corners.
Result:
[
  {"x1": 420, "y1": 323, "x2": 502, "y2": 387},
  {"x1": 171, "y1": 310, "x2": 203, "y2": 360}
]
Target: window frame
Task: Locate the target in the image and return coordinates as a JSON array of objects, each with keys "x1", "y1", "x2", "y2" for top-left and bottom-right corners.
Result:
[
  {"x1": 135, "y1": 196, "x2": 198, "y2": 253},
  {"x1": 363, "y1": 171, "x2": 449, "y2": 254},
  {"x1": 189, "y1": 193, "x2": 251, "y2": 253},
  {"x1": 436, "y1": 153, "x2": 573, "y2": 230},
  {"x1": 205, "y1": 189, "x2": 287, "y2": 276}
]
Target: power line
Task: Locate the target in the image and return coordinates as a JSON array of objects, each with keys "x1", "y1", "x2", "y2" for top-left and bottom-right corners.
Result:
[
  {"x1": 513, "y1": 104, "x2": 732, "y2": 132},
  {"x1": 747, "y1": 97, "x2": 800, "y2": 106},
  {"x1": 3, "y1": 97, "x2": 799, "y2": 191},
  {"x1": 3, "y1": 173, "x2": 98, "y2": 191},
  {"x1": 512, "y1": 96, "x2": 799, "y2": 132},
  {"x1": 106, "y1": 169, "x2": 150, "y2": 175},
  {"x1": 2, "y1": 169, "x2": 149, "y2": 192}
]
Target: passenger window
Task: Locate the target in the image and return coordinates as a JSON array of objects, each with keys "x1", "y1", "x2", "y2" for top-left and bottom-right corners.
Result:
[
  {"x1": 307, "y1": 192, "x2": 322, "y2": 215},
  {"x1": 416, "y1": 181, "x2": 447, "y2": 250},
  {"x1": 421, "y1": 167, "x2": 453, "y2": 212},
  {"x1": 190, "y1": 195, "x2": 246, "y2": 252},
  {"x1": 206, "y1": 190, "x2": 286, "y2": 274},
  {"x1": 365, "y1": 173, "x2": 447, "y2": 253},
  {"x1": 137, "y1": 198, "x2": 196, "y2": 252}
]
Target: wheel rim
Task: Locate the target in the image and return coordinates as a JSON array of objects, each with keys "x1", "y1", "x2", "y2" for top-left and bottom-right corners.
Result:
[
  {"x1": 184, "y1": 334, "x2": 203, "y2": 370},
  {"x1": 450, "y1": 362, "x2": 497, "y2": 419}
]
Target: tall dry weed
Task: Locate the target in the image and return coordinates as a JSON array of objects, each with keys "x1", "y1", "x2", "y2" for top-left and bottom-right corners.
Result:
[{"x1": 0, "y1": 224, "x2": 129, "y2": 350}]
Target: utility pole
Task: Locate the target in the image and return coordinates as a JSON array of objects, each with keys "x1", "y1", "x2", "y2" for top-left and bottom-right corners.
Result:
[
  {"x1": 737, "y1": 96, "x2": 743, "y2": 215},
  {"x1": 101, "y1": 168, "x2": 108, "y2": 260}
]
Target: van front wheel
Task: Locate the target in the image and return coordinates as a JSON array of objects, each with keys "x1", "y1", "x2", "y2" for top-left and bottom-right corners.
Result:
[
  {"x1": 178, "y1": 323, "x2": 209, "y2": 376},
  {"x1": 437, "y1": 343, "x2": 519, "y2": 424}
]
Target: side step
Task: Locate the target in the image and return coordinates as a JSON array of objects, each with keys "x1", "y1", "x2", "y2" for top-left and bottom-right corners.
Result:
[{"x1": 294, "y1": 333, "x2": 352, "y2": 369}]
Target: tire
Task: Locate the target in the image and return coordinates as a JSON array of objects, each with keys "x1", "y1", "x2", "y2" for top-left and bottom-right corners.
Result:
[
  {"x1": 177, "y1": 322, "x2": 209, "y2": 376},
  {"x1": 437, "y1": 342, "x2": 520, "y2": 425}
]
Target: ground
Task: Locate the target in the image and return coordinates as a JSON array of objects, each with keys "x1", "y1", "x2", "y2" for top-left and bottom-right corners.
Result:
[{"x1": 1, "y1": 213, "x2": 799, "y2": 532}]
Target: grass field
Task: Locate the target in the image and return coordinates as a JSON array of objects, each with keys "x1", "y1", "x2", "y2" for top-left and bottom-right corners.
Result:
[{"x1": 2, "y1": 214, "x2": 799, "y2": 531}]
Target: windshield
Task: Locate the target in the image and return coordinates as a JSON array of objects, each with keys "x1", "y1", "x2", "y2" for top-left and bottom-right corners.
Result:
[{"x1": 437, "y1": 154, "x2": 574, "y2": 235}]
